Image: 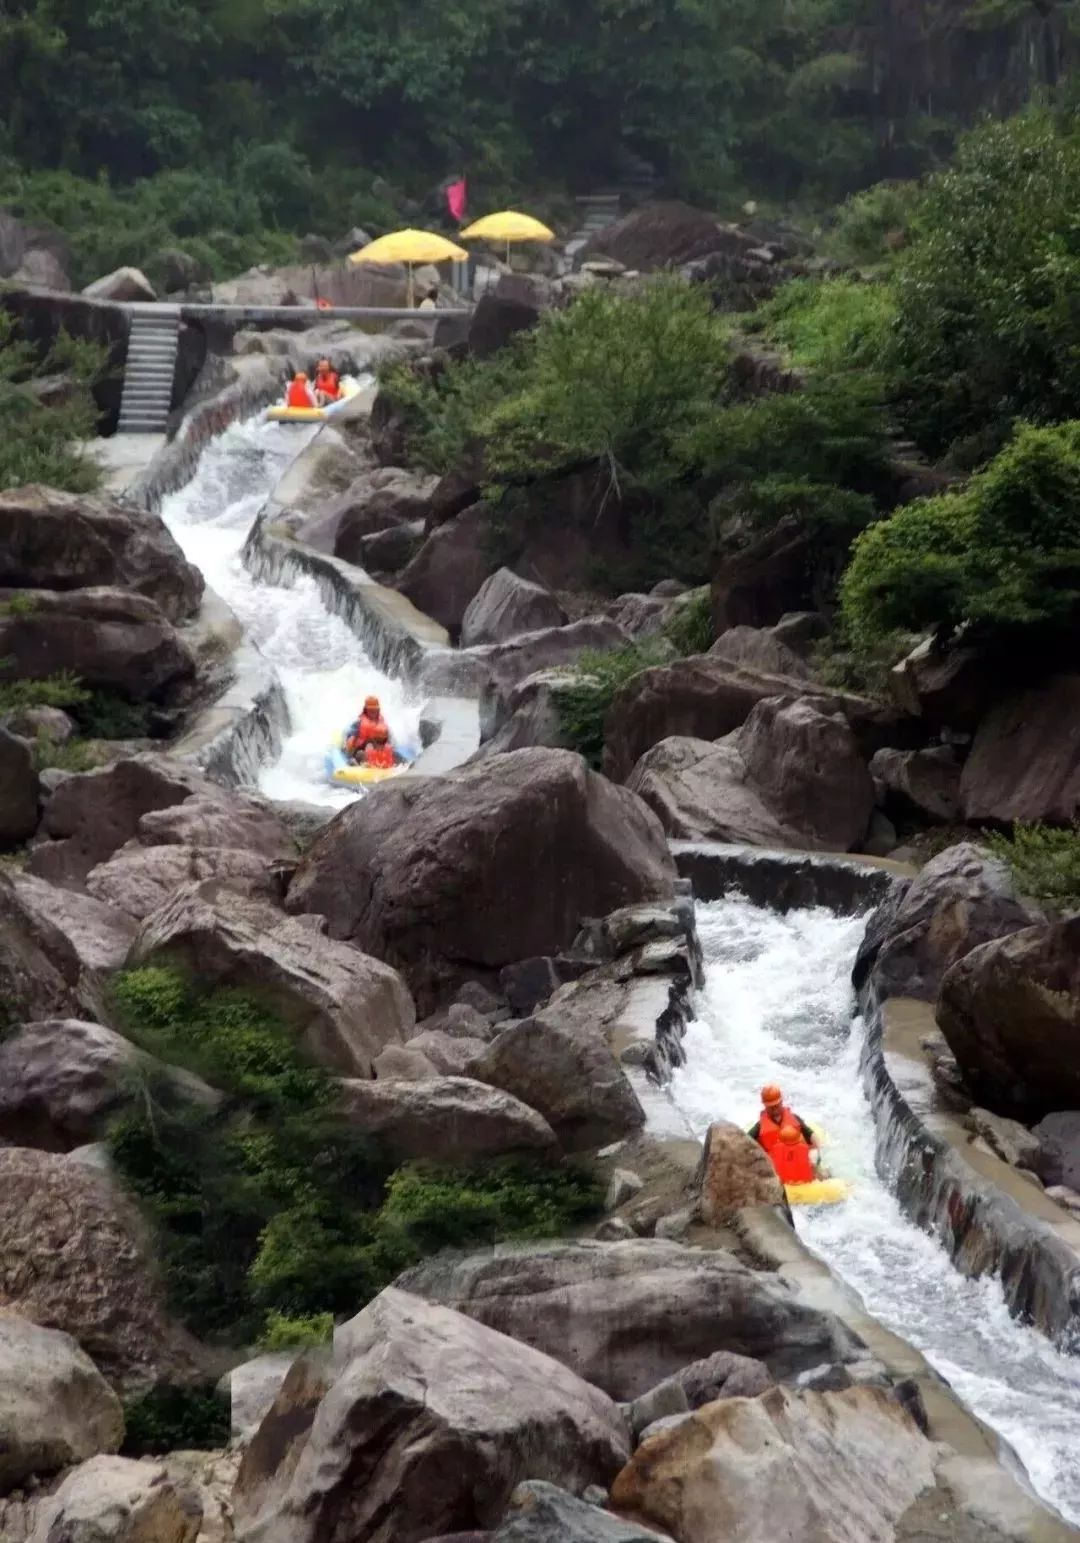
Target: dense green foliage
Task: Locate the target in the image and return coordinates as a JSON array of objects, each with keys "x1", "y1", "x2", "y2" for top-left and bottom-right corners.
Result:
[
  {"x1": 985, "y1": 824, "x2": 1080, "y2": 909},
  {"x1": 121, "y1": 1385, "x2": 230, "y2": 1458},
  {"x1": 107, "y1": 968, "x2": 602, "y2": 1345},
  {"x1": 0, "y1": 312, "x2": 103, "y2": 490},
  {"x1": 887, "y1": 112, "x2": 1080, "y2": 459},
  {"x1": 840, "y1": 421, "x2": 1080, "y2": 648}
]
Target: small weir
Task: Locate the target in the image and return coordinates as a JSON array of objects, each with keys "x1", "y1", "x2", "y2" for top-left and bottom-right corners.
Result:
[{"x1": 648, "y1": 894, "x2": 1080, "y2": 1524}]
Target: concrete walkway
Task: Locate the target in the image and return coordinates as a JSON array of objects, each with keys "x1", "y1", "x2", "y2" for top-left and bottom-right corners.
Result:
[{"x1": 89, "y1": 432, "x2": 166, "y2": 494}]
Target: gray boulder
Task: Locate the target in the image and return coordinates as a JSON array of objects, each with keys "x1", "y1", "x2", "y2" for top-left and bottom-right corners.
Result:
[
  {"x1": 0, "y1": 724, "x2": 40, "y2": 848},
  {"x1": 286, "y1": 748, "x2": 675, "y2": 1013},
  {"x1": 492, "y1": 1483, "x2": 671, "y2": 1542},
  {"x1": 25, "y1": 1455, "x2": 204, "y2": 1543},
  {"x1": 1, "y1": 871, "x2": 136, "y2": 1020},
  {"x1": 338, "y1": 1075, "x2": 557, "y2": 1161},
  {"x1": 129, "y1": 883, "x2": 415, "y2": 1077},
  {"x1": 87, "y1": 841, "x2": 285, "y2": 922},
  {"x1": 395, "y1": 1239, "x2": 862, "y2": 1400},
  {"x1": 232, "y1": 1288, "x2": 630, "y2": 1543},
  {"x1": 0, "y1": 485, "x2": 202, "y2": 623},
  {"x1": 1034, "y1": 1111, "x2": 1080, "y2": 1191},
  {"x1": 708, "y1": 624, "x2": 813, "y2": 680},
  {"x1": 870, "y1": 745, "x2": 963, "y2": 823},
  {"x1": 474, "y1": 1010, "x2": 645, "y2": 1152},
  {"x1": 474, "y1": 669, "x2": 574, "y2": 760},
  {"x1": 0, "y1": 1317, "x2": 122, "y2": 1492},
  {"x1": 397, "y1": 505, "x2": 496, "y2": 634},
  {"x1": 82, "y1": 266, "x2": 157, "y2": 303},
  {"x1": 461, "y1": 568, "x2": 567, "y2": 647},
  {"x1": 224, "y1": 1352, "x2": 304, "y2": 1444}
]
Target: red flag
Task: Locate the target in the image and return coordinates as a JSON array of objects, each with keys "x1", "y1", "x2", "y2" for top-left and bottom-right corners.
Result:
[{"x1": 446, "y1": 177, "x2": 467, "y2": 224}]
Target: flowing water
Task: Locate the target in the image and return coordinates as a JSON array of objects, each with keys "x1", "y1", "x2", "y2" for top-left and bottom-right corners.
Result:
[
  {"x1": 158, "y1": 414, "x2": 420, "y2": 807},
  {"x1": 648, "y1": 895, "x2": 1080, "y2": 1524}
]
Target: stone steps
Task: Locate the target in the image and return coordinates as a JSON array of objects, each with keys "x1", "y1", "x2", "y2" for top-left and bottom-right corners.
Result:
[{"x1": 117, "y1": 307, "x2": 181, "y2": 434}]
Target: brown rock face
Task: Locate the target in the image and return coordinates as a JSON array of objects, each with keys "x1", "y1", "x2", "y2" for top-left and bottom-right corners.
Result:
[
  {"x1": 87, "y1": 842, "x2": 284, "y2": 922},
  {"x1": 460, "y1": 567, "x2": 567, "y2": 647},
  {"x1": 698, "y1": 1121, "x2": 786, "y2": 1222},
  {"x1": 286, "y1": 749, "x2": 676, "y2": 1012},
  {"x1": 960, "y1": 675, "x2": 1080, "y2": 824},
  {"x1": 130, "y1": 883, "x2": 415, "y2": 1077},
  {"x1": 0, "y1": 485, "x2": 203, "y2": 623},
  {"x1": 394, "y1": 1240, "x2": 862, "y2": 1399},
  {"x1": 0, "y1": 588, "x2": 196, "y2": 703},
  {"x1": 854, "y1": 843, "x2": 1037, "y2": 1003},
  {"x1": 710, "y1": 517, "x2": 825, "y2": 635},
  {"x1": 396, "y1": 505, "x2": 497, "y2": 634},
  {"x1": 888, "y1": 637, "x2": 1005, "y2": 732},
  {"x1": 0, "y1": 725, "x2": 40, "y2": 849},
  {"x1": 628, "y1": 699, "x2": 874, "y2": 853},
  {"x1": 0, "y1": 1147, "x2": 203, "y2": 1391},
  {"x1": 338, "y1": 1075, "x2": 557, "y2": 1162},
  {"x1": 937, "y1": 917, "x2": 1080, "y2": 1121},
  {"x1": 870, "y1": 745, "x2": 963, "y2": 822},
  {"x1": 330, "y1": 468, "x2": 439, "y2": 563},
  {"x1": 708, "y1": 624, "x2": 814, "y2": 680},
  {"x1": 609, "y1": 1385, "x2": 935, "y2": 1543},
  {"x1": 2, "y1": 872, "x2": 135, "y2": 1020},
  {"x1": 232, "y1": 1288, "x2": 630, "y2": 1543},
  {"x1": 580, "y1": 202, "x2": 760, "y2": 271},
  {"x1": 603, "y1": 655, "x2": 890, "y2": 785}
]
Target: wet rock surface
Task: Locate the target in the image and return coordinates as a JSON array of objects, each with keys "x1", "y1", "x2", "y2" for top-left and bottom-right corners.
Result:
[{"x1": 0, "y1": 1317, "x2": 123, "y2": 1492}]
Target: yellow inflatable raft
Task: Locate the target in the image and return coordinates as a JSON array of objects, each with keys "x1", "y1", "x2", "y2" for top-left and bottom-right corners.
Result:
[
  {"x1": 785, "y1": 1177, "x2": 850, "y2": 1207},
  {"x1": 329, "y1": 762, "x2": 398, "y2": 789},
  {"x1": 266, "y1": 404, "x2": 327, "y2": 424}
]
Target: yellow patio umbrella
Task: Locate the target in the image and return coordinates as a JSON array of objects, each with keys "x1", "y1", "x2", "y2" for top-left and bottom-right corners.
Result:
[
  {"x1": 348, "y1": 229, "x2": 469, "y2": 306},
  {"x1": 460, "y1": 210, "x2": 556, "y2": 265}
]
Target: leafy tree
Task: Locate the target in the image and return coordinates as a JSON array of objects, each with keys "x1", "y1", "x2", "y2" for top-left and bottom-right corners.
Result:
[{"x1": 0, "y1": 311, "x2": 103, "y2": 490}]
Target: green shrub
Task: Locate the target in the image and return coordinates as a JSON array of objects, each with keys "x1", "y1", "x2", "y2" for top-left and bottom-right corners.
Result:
[
  {"x1": 711, "y1": 476, "x2": 875, "y2": 537},
  {"x1": 72, "y1": 691, "x2": 155, "y2": 741},
  {"x1": 121, "y1": 1385, "x2": 230, "y2": 1458},
  {"x1": 258, "y1": 1310, "x2": 334, "y2": 1352},
  {"x1": 824, "y1": 181, "x2": 921, "y2": 266},
  {"x1": 0, "y1": 669, "x2": 90, "y2": 717},
  {"x1": 30, "y1": 736, "x2": 98, "y2": 773},
  {"x1": 0, "y1": 314, "x2": 105, "y2": 491},
  {"x1": 984, "y1": 823, "x2": 1080, "y2": 908},
  {"x1": 887, "y1": 111, "x2": 1080, "y2": 456},
  {"x1": 752, "y1": 276, "x2": 896, "y2": 374},
  {"x1": 553, "y1": 643, "x2": 669, "y2": 769},
  {"x1": 108, "y1": 968, "x2": 601, "y2": 1346},
  {"x1": 663, "y1": 588, "x2": 714, "y2": 656},
  {"x1": 840, "y1": 420, "x2": 1080, "y2": 648}
]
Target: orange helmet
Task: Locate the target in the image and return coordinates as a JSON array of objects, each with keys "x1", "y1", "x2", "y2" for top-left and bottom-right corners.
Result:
[
  {"x1": 761, "y1": 1085, "x2": 783, "y2": 1108},
  {"x1": 364, "y1": 695, "x2": 380, "y2": 712},
  {"x1": 779, "y1": 1125, "x2": 801, "y2": 1145}
]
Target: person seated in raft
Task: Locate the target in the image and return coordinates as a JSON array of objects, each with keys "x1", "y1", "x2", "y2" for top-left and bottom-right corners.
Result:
[
  {"x1": 313, "y1": 357, "x2": 341, "y2": 403},
  {"x1": 285, "y1": 372, "x2": 317, "y2": 410},
  {"x1": 361, "y1": 723, "x2": 397, "y2": 770},
  {"x1": 749, "y1": 1083, "x2": 824, "y2": 1183},
  {"x1": 345, "y1": 695, "x2": 391, "y2": 760}
]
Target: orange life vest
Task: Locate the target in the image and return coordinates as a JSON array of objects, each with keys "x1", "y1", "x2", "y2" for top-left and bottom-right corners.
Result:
[
  {"x1": 755, "y1": 1105, "x2": 801, "y2": 1154},
  {"x1": 287, "y1": 378, "x2": 315, "y2": 409},
  {"x1": 770, "y1": 1136, "x2": 815, "y2": 1186},
  {"x1": 363, "y1": 743, "x2": 395, "y2": 770},
  {"x1": 346, "y1": 712, "x2": 389, "y2": 753},
  {"x1": 315, "y1": 370, "x2": 340, "y2": 400}
]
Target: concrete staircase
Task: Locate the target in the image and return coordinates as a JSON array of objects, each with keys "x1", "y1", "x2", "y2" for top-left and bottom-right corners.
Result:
[{"x1": 117, "y1": 305, "x2": 180, "y2": 433}]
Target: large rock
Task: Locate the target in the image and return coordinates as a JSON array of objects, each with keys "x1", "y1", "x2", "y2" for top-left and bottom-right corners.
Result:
[
  {"x1": 628, "y1": 698, "x2": 874, "y2": 852},
  {"x1": 396, "y1": 505, "x2": 497, "y2": 635},
  {"x1": 0, "y1": 211, "x2": 72, "y2": 290},
  {"x1": 609, "y1": 1385, "x2": 936, "y2": 1543},
  {"x1": 129, "y1": 883, "x2": 415, "y2": 1077},
  {"x1": 467, "y1": 288, "x2": 542, "y2": 360},
  {"x1": 937, "y1": 917, "x2": 1080, "y2": 1121},
  {"x1": 0, "y1": 871, "x2": 136, "y2": 1021},
  {"x1": 698, "y1": 1121, "x2": 786, "y2": 1222},
  {"x1": 0, "y1": 870, "x2": 84, "y2": 1024},
  {"x1": 0, "y1": 1147, "x2": 202, "y2": 1390},
  {"x1": 491, "y1": 1483, "x2": 671, "y2": 1543},
  {"x1": 29, "y1": 757, "x2": 288, "y2": 889},
  {"x1": 0, "y1": 1318, "x2": 123, "y2": 1492},
  {"x1": 708, "y1": 624, "x2": 813, "y2": 680},
  {"x1": 286, "y1": 749, "x2": 676, "y2": 1012},
  {"x1": 581, "y1": 202, "x2": 764, "y2": 272},
  {"x1": 476, "y1": 618, "x2": 633, "y2": 700},
  {"x1": 26, "y1": 1456, "x2": 203, "y2": 1543},
  {"x1": 0, "y1": 725, "x2": 39, "y2": 848},
  {"x1": 232, "y1": 1288, "x2": 630, "y2": 1543},
  {"x1": 0, "y1": 1018, "x2": 216, "y2": 1152},
  {"x1": 225, "y1": 1352, "x2": 303, "y2": 1444},
  {"x1": 395, "y1": 1239, "x2": 862, "y2": 1400},
  {"x1": 474, "y1": 669, "x2": 573, "y2": 760},
  {"x1": 0, "y1": 589, "x2": 196, "y2": 703},
  {"x1": 330, "y1": 468, "x2": 440, "y2": 563},
  {"x1": 473, "y1": 1011, "x2": 645, "y2": 1152},
  {"x1": 870, "y1": 745, "x2": 963, "y2": 822},
  {"x1": 710, "y1": 517, "x2": 829, "y2": 636},
  {"x1": 855, "y1": 843, "x2": 1036, "y2": 1003},
  {"x1": 87, "y1": 842, "x2": 285, "y2": 922},
  {"x1": 339, "y1": 1075, "x2": 557, "y2": 1161},
  {"x1": 888, "y1": 636, "x2": 1004, "y2": 731},
  {"x1": 461, "y1": 568, "x2": 567, "y2": 647},
  {"x1": 604, "y1": 655, "x2": 891, "y2": 785},
  {"x1": 82, "y1": 267, "x2": 157, "y2": 303},
  {"x1": 1033, "y1": 1111, "x2": 1080, "y2": 1191},
  {"x1": 960, "y1": 675, "x2": 1080, "y2": 824},
  {"x1": 0, "y1": 486, "x2": 203, "y2": 623}
]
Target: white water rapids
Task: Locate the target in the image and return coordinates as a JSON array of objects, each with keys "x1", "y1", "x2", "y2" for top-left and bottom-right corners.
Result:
[
  {"x1": 159, "y1": 414, "x2": 420, "y2": 806},
  {"x1": 157, "y1": 414, "x2": 1080, "y2": 1523},
  {"x1": 647, "y1": 895, "x2": 1080, "y2": 1524}
]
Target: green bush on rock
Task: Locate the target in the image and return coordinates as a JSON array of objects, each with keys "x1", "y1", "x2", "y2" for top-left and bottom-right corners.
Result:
[
  {"x1": 839, "y1": 420, "x2": 1080, "y2": 649},
  {"x1": 121, "y1": 1385, "x2": 230, "y2": 1458},
  {"x1": 0, "y1": 314, "x2": 105, "y2": 492},
  {"x1": 107, "y1": 968, "x2": 602, "y2": 1347},
  {"x1": 985, "y1": 824, "x2": 1080, "y2": 910}
]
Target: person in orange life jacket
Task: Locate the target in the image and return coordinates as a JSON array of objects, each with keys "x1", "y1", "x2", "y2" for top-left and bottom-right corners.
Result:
[
  {"x1": 286, "y1": 372, "x2": 317, "y2": 409},
  {"x1": 361, "y1": 723, "x2": 396, "y2": 770},
  {"x1": 749, "y1": 1084, "x2": 821, "y2": 1182},
  {"x1": 771, "y1": 1124, "x2": 817, "y2": 1185},
  {"x1": 314, "y1": 357, "x2": 340, "y2": 403},
  {"x1": 345, "y1": 695, "x2": 390, "y2": 760}
]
